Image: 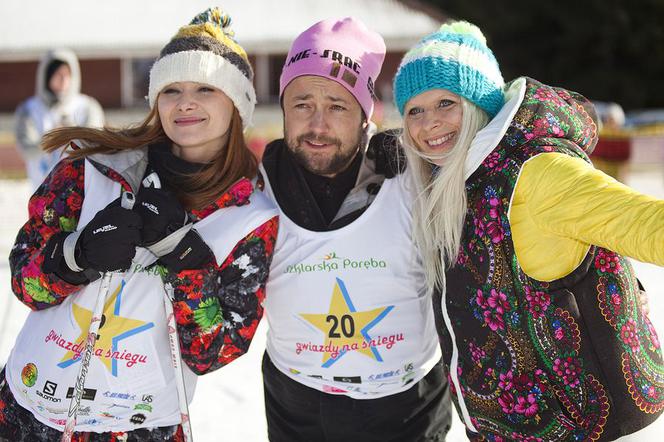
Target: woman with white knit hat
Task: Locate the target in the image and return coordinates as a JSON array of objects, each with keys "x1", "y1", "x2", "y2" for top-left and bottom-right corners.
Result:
[
  {"x1": 1, "y1": 7, "x2": 278, "y2": 441},
  {"x1": 394, "y1": 20, "x2": 664, "y2": 441}
]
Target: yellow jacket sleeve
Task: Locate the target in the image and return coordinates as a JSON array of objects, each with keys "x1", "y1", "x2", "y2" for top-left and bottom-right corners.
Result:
[{"x1": 509, "y1": 152, "x2": 664, "y2": 281}]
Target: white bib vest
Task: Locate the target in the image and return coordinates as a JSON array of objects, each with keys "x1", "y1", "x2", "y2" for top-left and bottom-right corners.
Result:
[
  {"x1": 262, "y1": 169, "x2": 441, "y2": 399},
  {"x1": 7, "y1": 158, "x2": 277, "y2": 432}
]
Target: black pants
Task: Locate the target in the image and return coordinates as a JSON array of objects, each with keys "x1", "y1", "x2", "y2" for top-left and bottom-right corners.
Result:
[{"x1": 262, "y1": 353, "x2": 452, "y2": 442}]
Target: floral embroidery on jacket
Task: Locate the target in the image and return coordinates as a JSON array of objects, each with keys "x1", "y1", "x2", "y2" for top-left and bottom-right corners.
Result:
[
  {"x1": 10, "y1": 155, "x2": 278, "y2": 375},
  {"x1": 439, "y1": 78, "x2": 663, "y2": 441}
]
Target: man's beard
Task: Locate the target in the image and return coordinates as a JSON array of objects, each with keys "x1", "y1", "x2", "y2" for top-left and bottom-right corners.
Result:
[{"x1": 285, "y1": 128, "x2": 363, "y2": 177}]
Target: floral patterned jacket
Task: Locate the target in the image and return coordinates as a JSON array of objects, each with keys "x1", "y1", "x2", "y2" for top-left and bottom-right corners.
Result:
[
  {"x1": 437, "y1": 78, "x2": 664, "y2": 441},
  {"x1": 9, "y1": 151, "x2": 278, "y2": 375}
]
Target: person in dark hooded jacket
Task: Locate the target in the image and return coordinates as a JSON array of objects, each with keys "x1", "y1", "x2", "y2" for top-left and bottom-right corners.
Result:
[{"x1": 393, "y1": 20, "x2": 664, "y2": 441}]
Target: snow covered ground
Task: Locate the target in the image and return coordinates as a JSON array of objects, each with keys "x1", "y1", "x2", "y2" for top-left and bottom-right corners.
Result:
[{"x1": 1, "y1": 169, "x2": 663, "y2": 441}]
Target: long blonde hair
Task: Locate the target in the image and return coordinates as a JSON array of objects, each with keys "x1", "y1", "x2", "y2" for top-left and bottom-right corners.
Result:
[
  {"x1": 42, "y1": 106, "x2": 257, "y2": 211},
  {"x1": 403, "y1": 98, "x2": 489, "y2": 291}
]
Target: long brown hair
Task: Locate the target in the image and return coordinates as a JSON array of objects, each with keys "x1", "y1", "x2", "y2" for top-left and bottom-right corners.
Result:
[{"x1": 42, "y1": 106, "x2": 257, "y2": 210}]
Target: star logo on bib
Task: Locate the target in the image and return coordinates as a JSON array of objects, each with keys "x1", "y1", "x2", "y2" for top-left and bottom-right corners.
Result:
[
  {"x1": 300, "y1": 277, "x2": 393, "y2": 367},
  {"x1": 58, "y1": 280, "x2": 154, "y2": 376}
]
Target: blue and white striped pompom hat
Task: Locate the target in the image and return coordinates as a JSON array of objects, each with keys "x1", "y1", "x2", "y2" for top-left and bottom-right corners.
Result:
[{"x1": 393, "y1": 21, "x2": 505, "y2": 118}]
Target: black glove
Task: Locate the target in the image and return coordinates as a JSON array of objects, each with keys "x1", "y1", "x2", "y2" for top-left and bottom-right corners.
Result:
[
  {"x1": 366, "y1": 129, "x2": 406, "y2": 179},
  {"x1": 43, "y1": 232, "x2": 94, "y2": 285},
  {"x1": 135, "y1": 187, "x2": 188, "y2": 246},
  {"x1": 158, "y1": 229, "x2": 214, "y2": 273},
  {"x1": 76, "y1": 200, "x2": 143, "y2": 272}
]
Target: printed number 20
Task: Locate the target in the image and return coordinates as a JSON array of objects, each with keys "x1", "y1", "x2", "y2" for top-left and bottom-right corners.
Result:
[{"x1": 326, "y1": 315, "x2": 355, "y2": 338}]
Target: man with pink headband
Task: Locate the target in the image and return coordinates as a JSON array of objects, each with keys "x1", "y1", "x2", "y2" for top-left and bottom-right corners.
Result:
[{"x1": 260, "y1": 17, "x2": 451, "y2": 441}]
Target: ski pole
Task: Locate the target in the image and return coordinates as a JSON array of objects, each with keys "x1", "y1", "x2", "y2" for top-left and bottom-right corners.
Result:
[
  {"x1": 164, "y1": 282, "x2": 193, "y2": 442},
  {"x1": 61, "y1": 190, "x2": 135, "y2": 442},
  {"x1": 142, "y1": 171, "x2": 193, "y2": 441}
]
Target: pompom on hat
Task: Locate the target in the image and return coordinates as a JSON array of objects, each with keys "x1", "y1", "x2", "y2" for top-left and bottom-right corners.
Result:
[
  {"x1": 148, "y1": 7, "x2": 256, "y2": 128},
  {"x1": 279, "y1": 17, "x2": 386, "y2": 120},
  {"x1": 393, "y1": 21, "x2": 505, "y2": 118}
]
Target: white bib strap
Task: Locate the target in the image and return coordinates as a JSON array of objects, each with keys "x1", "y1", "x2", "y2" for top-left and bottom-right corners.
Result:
[{"x1": 195, "y1": 190, "x2": 278, "y2": 265}]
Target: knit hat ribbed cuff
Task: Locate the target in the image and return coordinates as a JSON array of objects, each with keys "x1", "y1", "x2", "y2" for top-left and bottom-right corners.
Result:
[
  {"x1": 394, "y1": 57, "x2": 504, "y2": 118},
  {"x1": 148, "y1": 50, "x2": 256, "y2": 128}
]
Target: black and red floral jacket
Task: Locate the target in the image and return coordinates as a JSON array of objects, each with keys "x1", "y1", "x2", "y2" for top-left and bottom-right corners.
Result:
[
  {"x1": 437, "y1": 78, "x2": 663, "y2": 441},
  {"x1": 9, "y1": 151, "x2": 278, "y2": 375}
]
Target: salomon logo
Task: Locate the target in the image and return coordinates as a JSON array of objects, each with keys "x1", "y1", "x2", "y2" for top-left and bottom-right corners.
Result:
[
  {"x1": 43, "y1": 380, "x2": 57, "y2": 395},
  {"x1": 92, "y1": 225, "x2": 117, "y2": 235}
]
